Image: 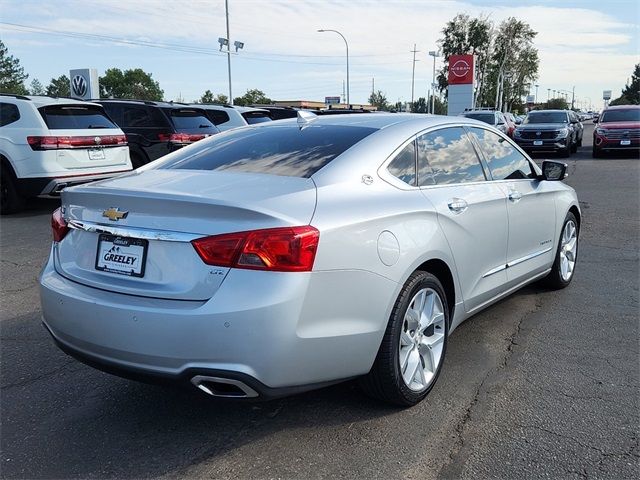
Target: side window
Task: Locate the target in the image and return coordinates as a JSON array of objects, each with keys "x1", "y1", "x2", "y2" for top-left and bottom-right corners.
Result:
[
  {"x1": 468, "y1": 127, "x2": 534, "y2": 180},
  {"x1": 387, "y1": 141, "x2": 416, "y2": 186},
  {"x1": 0, "y1": 103, "x2": 20, "y2": 127},
  {"x1": 205, "y1": 110, "x2": 231, "y2": 125},
  {"x1": 417, "y1": 127, "x2": 486, "y2": 186},
  {"x1": 101, "y1": 103, "x2": 123, "y2": 126},
  {"x1": 123, "y1": 106, "x2": 154, "y2": 128}
]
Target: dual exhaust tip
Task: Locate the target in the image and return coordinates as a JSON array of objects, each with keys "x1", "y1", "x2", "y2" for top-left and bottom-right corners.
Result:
[{"x1": 190, "y1": 375, "x2": 259, "y2": 399}]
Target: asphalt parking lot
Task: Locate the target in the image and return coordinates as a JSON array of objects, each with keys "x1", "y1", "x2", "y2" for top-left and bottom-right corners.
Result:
[{"x1": 1, "y1": 123, "x2": 638, "y2": 479}]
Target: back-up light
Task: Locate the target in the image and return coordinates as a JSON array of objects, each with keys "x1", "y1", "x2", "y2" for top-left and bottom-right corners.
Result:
[
  {"x1": 192, "y1": 226, "x2": 320, "y2": 272},
  {"x1": 51, "y1": 207, "x2": 69, "y2": 242},
  {"x1": 157, "y1": 133, "x2": 209, "y2": 143},
  {"x1": 27, "y1": 135, "x2": 127, "y2": 150}
]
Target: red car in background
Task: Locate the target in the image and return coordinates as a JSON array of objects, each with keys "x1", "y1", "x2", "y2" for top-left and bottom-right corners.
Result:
[
  {"x1": 503, "y1": 112, "x2": 517, "y2": 138},
  {"x1": 593, "y1": 105, "x2": 640, "y2": 157}
]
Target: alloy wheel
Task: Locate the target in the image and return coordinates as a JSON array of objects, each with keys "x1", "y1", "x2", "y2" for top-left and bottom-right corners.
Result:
[
  {"x1": 560, "y1": 220, "x2": 577, "y2": 281},
  {"x1": 399, "y1": 288, "x2": 446, "y2": 392}
]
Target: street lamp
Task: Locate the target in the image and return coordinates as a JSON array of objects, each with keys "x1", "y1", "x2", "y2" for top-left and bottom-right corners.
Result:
[
  {"x1": 428, "y1": 50, "x2": 439, "y2": 114},
  {"x1": 318, "y1": 29, "x2": 349, "y2": 106},
  {"x1": 534, "y1": 84, "x2": 539, "y2": 103},
  {"x1": 220, "y1": 0, "x2": 244, "y2": 105}
]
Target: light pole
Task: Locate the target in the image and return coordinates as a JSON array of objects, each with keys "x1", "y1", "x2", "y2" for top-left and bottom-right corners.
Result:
[
  {"x1": 428, "y1": 50, "x2": 439, "y2": 114},
  {"x1": 547, "y1": 88, "x2": 550, "y2": 102},
  {"x1": 219, "y1": 0, "x2": 244, "y2": 105},
  {"x1": 410, "y1": 44, "x2": 419, "y2": 106},
  {"x1": 318, "y1": 29, "x2": 349, "y2": 106},
  {"x1": 534, "y1": 84, "x2": 539, "y2": 104}
]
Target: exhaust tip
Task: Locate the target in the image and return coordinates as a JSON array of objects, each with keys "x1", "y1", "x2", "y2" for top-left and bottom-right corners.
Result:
[{"x1": 191, "y1": 375, "x2": 259, "y2": 398}]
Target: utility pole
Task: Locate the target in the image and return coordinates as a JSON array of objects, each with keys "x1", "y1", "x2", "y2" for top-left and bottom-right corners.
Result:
[
  {"x1": 571, "y1": 85, "x2": 575, "y2": 110},
  {"x1": 225, "y1": 0, "x2": 233, "y2": 105},
  {"x1": 372, "y1": 77, "x2": 375, "y2": 97},
  {"x1": 547, "y1": 88, "x2": 550, "y2": 102},
  {"x1": 410, "y1": 44, "x2": 419, "y2": 106},
  {"x1": 428, "y1": 50, "x2": 439, "y2": 114},
  {"x1": 534, "y1": 84, "x2": 539, "y2": 103}
]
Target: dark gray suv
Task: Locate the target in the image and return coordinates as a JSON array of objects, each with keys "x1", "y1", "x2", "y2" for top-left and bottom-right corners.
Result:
[{"x1": 513, "y1": 110, "x2": 583, "y2": 157}]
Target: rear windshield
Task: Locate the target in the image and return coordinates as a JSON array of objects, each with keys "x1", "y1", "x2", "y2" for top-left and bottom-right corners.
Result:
[
  {"x1": 524, "y1": 112, "x2": 568, "y2": 124},
  {"x1": 462, "y1": 113, "x2": 494, "y2": 124},
  {"x1": 242, "y1": 111, "x2": 273, "y2": 125},
  {"x1": 39, "y1": 105, "x2": 117, "y2": 130},
  {"x1": 600, "y1": 109, "x2": 640, "y2": 123},
  {"x1": 169, "y1": 109, "x2": 218, "y2": 131},
  {"x1": 153, "y1": 124, "x2": 377, "y2": 178}
]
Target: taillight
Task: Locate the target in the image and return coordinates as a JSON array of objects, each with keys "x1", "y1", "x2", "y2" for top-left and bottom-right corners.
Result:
[
  {"x1": 51, "y1": 208, "x2": 69, "y2": 242},
  {"x1": 192, "y1": 226, "x2": 319, "y2": 272},
  {"x1": 157, "y1": 133, "x2": 208, "y2": 143},
  {"x1": 27, "y1": 135, "x2": 127, "y2": 150}
]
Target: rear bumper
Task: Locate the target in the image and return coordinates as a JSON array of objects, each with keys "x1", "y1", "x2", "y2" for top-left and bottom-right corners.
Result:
[
  {"x1": 17, "y1": 169, "x2": 133, "y2": 198},
  {"x1": 39, "y1": 248, "x2": 396, "y2": 392}
]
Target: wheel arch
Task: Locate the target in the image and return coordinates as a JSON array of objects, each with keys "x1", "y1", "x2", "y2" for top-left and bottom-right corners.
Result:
[
  {"x1": 414, "y1": 258, "x2": 456, "y2": 325},
  {"x1": 568, "y1": 205, "x2": 581, "y2": 230}
]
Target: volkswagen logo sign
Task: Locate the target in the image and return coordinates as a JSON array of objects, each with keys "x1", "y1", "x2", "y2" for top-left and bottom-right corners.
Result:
[
  {"x1": 536, "y1": 131, "x2": 542, "y2": 136},
  {"x1": 72, "y1": 75, "x2": 88, "y2": 97},
  {"x1": 94, "y1": 136, "x2": 102, "y2": 145}
]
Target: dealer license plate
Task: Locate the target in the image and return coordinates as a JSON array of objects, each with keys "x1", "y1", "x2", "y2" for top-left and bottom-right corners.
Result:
[
  {"x1": 620, "y1": 139, "x2": 631, "y2": 146},
  {"x1": 88, "y1": 148, "x2": 106, "y2": 160},
  {"x1": 95, "y1": 234, "x2": 148, "y2": 277},
  {"x1": 533, "y1": 140, "x2": 543, "y2": 146}
]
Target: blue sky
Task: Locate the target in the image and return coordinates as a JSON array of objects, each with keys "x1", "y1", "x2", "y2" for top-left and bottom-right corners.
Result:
[{"x1": 1, "y1": 0, "x2": 638, "y2": 109}]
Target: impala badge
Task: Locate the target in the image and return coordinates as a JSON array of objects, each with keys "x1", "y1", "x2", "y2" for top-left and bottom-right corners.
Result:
[{"x1": 102, "y1": 207, "x2": 128, "y2": 221}]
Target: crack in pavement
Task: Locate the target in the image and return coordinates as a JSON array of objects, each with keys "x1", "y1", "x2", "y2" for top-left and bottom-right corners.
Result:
[
  {"x1": 1, "y1": 359, "x2": 83, "y2": 390},
  {"x1": 436, "y1": 293, "x2": 544, "y2": 479}
]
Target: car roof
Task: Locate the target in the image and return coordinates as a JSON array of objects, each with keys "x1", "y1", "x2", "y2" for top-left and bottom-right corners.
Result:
[
  {"x1": 605, "y1": 104, "x2": 640, "y2": 110},
  {"x1": 233, "y1": 106, "x2": 270, "y2": 113},
  {"x1": 10, "y1": 96, "x2": 104, "y2": 109},
  {"x1": 96, "y1": 99, "x2": 201, "y2": 109},
  {"x1": 528, "y1": 109, "x2": 567, "y2": 113},
  {"x1": 461, "y1": 110, "x2": 497, "y2": 114},
  {"x1": 268, "y1": 112, "x2": 488, "y2": 131}
]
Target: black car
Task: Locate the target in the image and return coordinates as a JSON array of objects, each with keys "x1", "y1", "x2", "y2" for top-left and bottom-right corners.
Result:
[
  {"x1": 97, "y1": 100, "x2": 219, "y2": 167},
  {"x1": 513, "y1": 110, "x2": 582, "y2": 157}
]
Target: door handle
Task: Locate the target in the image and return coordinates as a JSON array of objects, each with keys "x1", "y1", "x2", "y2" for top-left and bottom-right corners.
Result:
[
  {"x1": 508, "y1": 191, "x2": 522, "y2": 202},
  {"x1": 448, "y1": 198, "x2": 468, "y2": 214}
]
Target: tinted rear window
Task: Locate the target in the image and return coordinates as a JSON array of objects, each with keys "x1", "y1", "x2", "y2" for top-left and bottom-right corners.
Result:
[
  {"x1": 39, "y1": 105, "x2": 117, "y2": 130},
  {"x1": 154, "y1": 124, "x2": 377, "y2": 178},
  {"x1": 462, "y1": 113, "x2": 494, "y2": 124},
  {"x1": 600, "y1": 109, "x2": 640, "y2": 123},
  {"x1": 169, "y1": 109, "x2": 217, "y2": 131},
  {"x1": 524, "y1": 112, "x2": 568, "y2": 124},
  {"x1": 242, "y1": 112, "x2": 273, "y2": 125}
]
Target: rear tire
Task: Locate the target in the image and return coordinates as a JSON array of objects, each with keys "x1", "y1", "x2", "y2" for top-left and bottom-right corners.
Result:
[
  {"x1": 360, "y1": 271, "x2": 449, "y2": 407},
  {"x1": 542, "y1": 212, "x2": 579, "y2": 289},
  {"x1": 1, "y1": 166, "x2": 26, "y2": 215},
  {"x1": 559, "y1": 147, "x2": 571, "y2": 158}
]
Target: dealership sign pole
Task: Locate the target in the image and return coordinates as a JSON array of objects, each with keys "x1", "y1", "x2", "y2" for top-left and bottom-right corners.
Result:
[{"x1": 446, "y1": 55, "x2": 475, "y2": 116}]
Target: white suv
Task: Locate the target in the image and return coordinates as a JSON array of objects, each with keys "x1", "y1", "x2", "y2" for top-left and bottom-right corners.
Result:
[
  {"x1": 196, "y1": 104, "x2": 272, "y2": 131},
  {"x1": 0, "y1": 94, "x2": 133, "y2": 214}
]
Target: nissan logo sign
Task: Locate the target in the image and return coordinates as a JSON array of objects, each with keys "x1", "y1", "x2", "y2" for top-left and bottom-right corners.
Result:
[
  {"x1": 72, "y1": 75, "x2": 88, "y2": 97},
  {"x1": 450, "y1": 59, "x2": 471, "y2": 78}
]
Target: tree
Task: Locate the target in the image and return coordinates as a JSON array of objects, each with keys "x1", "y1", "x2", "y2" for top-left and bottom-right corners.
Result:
[
  {"x1": 368, "y1": 90, "x2": 390, "y2": 111},
  {"x1": 436, "y1": 14, "x2": 492, "y2": 105},
  {"x1": 545, "y1": 98, "x2": 569, "y2": 110},
  {"x1": 0, "y1": 40, "x2": 28, "y2": 94},
  {"x1": 99, "y1": 68, "x2": 163, "y2": 101},
  {"x1": 411, "y1": 97, "x2": 428, "y2": 113},
  {"x1": 29, "y1": 78, "x2": 45, "y2": 95},
  {"x1": 233, "y1": 89, "x2": 271, "y2": 106},
  {"x1": 610, "y1": 63, "x2": 640, "y2": 105},
  {"x1": 198, "y1": 90, "x2": 228, "y2": 104},
  {"x1": 46, "y1": 75, "x2": 70, "y2": 97}
]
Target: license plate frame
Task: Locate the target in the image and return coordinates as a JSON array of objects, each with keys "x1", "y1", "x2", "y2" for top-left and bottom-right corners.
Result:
[
  {"x1": 620, "y1": 139, "x2": 631, "y2": 146},
  {"x1": 533, "y1": 140, "x2": 543, "y2": 146},
  {"x1": 95, "y1": 234, "x2": 148, "y2": 278},
  {"x1": 88, "y1": 148, "x2": 106, "y2": 160}
]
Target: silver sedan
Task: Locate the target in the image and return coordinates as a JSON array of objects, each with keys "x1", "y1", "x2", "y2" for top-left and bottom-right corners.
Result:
[{"x1": 40, "y1": 113, "x2": 580, "y2": 406}]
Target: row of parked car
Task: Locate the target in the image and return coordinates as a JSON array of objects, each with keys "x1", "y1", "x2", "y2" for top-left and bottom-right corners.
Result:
[{"x1": 1, "y1": 93, "x2": 638, "y2": 214}]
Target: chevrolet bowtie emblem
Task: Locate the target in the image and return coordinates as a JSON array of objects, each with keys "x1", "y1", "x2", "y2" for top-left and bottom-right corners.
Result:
[{"x1": 102, "y1": 207, "x2": 128, "y2": 221}]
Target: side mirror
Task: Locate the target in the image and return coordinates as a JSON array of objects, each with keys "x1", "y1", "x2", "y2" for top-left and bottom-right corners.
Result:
[{"x1": 541, "y1": 160, "x2": 567, "y2": 181}]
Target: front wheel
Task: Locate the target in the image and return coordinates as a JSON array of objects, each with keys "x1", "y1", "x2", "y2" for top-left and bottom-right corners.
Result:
[
  {"x1": 543, "y1": 212, "x2": 579, "y2": 289},
  {"x1": 360, "y1": 271, "x2": 449, "y2": 406}
]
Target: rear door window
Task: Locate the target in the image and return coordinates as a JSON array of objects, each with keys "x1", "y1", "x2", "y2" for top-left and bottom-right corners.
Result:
[
  {"x1": 468, "y1": 127, "x2": 534, "y2": 180},
  {"x1": 154, "y1": 124, "x2": 377, "y2": 178},
  {"x1": 39, "y1": 105, "x2": 117, "y2": 130},
  {"x1": 203, "y1": 109, "x2": 231, "y2": 125},
  {"x1": 417, "y1": 127, "x2": 486, "y2": 185}
]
